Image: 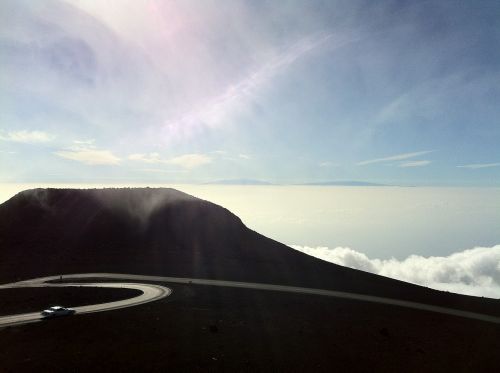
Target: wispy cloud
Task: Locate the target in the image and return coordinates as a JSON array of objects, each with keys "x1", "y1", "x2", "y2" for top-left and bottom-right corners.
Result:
[
  {"x1": 457, "y1": 162, "x2": 500, "y2": 169},
  {"x1": 398, "y1": 160, "x2": 431, "y2": 168},
  {"x1": 319, "y1": 161, "x2": 336, "y2": 167},
  {"x1": 128, "y1": 153, "x2": 163, "y2": 164},
  {"x1": 167, "y1": 154, "x2": 212, "y2": 169},
  {"x1": 357, "y1": 150, "x2": 434, "y2": 166},
  {"x1": 139, "y1": 168, "x2": 187, "y2": 174},
  {"x1": 0, "y1": 130, "x2": 53, "y2": 144},
  {"x1": 161, "y1": 32, "x2": 347, "y2": 141},
  {"x1": 129, "y1": 153, "x2": 212, "y2": 169},
  {"x1": 73, "y1": 139, "x2": 95, "y2": 145},
  {"x1": 238, "y1": 154, "x2": 252, "y2": 160},
  {"x1": 55, "y1": 146, "x2": 120, "y2": 165}
]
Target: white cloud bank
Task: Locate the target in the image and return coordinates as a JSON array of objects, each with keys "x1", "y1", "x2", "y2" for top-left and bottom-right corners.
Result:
[{"x1": 289, "y1": 244, "x2": 500, "y2": 298}]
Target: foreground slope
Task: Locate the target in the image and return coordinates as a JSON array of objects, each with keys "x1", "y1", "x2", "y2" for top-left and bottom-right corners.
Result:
[
  {"x1": 1, "y1": 282, "x2": 499, "y2": 372},
  {"x1": 0, "y1": 188, "x2": 498, "y2": 315}
]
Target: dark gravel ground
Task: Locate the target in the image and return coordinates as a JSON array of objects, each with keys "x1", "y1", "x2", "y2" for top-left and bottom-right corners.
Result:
[{"x1": 1, "y1": 283, "x2": 499, "y2": 372}]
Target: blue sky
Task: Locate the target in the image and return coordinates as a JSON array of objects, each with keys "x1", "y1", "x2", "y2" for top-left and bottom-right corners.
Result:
[{"x1": 1, "y1": 0, "x2": 499, "y2": 185}]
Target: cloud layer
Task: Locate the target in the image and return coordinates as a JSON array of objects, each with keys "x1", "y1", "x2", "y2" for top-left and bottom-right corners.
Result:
[{"x1": 290, "y1": 244, "x2": 500, "y2": 298}]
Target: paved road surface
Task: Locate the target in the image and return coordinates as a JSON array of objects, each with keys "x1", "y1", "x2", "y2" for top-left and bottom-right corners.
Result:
[
  {"x1": 1, "y1": 273, "x2": 499, "y2": 328},
  {"x1": 0, "y1": 280, "x2": 171, "y2": 328}
]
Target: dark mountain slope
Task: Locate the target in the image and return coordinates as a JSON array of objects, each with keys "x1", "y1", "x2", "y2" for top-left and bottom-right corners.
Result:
[{"x1": 0, "y1": 188, "x2": 498, "y2": 315}]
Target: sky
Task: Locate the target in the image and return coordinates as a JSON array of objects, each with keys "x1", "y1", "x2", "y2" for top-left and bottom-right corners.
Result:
[{"x1": 0, "y1": 0, "x2": 499, "y2": 186}]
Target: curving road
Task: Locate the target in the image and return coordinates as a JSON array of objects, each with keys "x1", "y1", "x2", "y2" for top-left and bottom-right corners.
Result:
[
  {"x1": 0, "y1": 280, "x2": 171, "y2": 328},
  {"x1": 1, "y1": 273, "x2": 499, "y2": 328}
]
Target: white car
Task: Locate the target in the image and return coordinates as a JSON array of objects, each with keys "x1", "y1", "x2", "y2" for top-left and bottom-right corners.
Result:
[{"x1": 41, "y1": 306, "x2": 76, "y2": 318}]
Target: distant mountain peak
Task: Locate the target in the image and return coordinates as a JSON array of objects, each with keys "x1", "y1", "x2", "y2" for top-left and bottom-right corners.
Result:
[
  {"x1": 203, "y1": 179, "x2": 273, "y2": 185},
  {"x1": 299, "y1": 180, "x2": 390, "y2": 186}
]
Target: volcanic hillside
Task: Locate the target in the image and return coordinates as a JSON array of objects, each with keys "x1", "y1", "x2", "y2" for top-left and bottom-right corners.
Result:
[{"x1": 0, "y1": 188, "x2": 498, "y2": 315}]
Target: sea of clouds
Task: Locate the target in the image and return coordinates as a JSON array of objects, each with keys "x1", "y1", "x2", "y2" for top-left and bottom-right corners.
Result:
[{"x1": 289, "y1": 244, "x2": 500, "y2": 299}]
